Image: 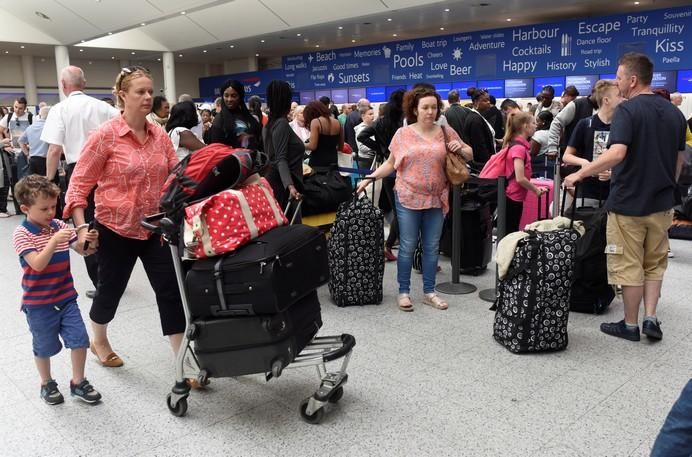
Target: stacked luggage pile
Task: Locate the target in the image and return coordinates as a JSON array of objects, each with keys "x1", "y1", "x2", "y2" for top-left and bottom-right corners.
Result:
[{"x1": 143, "y1": 144, "x2": 355, "y2": 423}]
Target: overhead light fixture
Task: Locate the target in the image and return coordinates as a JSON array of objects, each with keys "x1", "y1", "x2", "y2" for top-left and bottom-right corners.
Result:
[
  {"x1": 180, "y1": 11, "x2": 186, "y2": 14},
  {"x1": 338, "y1": 26, "x2": 343, "y2": 30},
  {"x1": 88, "y1": 61, "x2": 92, "y2": 64},
  {"x1": 178, "y1": 54, "x2": 183, "y2": 57},
  {"x1": 79, "y1": 49, "x2": 83, "y2": 52},
  {"x1": 440, "y1": 27, "x2": 445, "y2": 30},
  {"x1": 4, "y1": 51, "x2": 9, "y2": 54},
  {"x1": 131, "y1": 51, "x2": 136, "y2": 55},
  {"x1": 351, "y1": 39, "x2": 356, "y2": 43},
  {"x1": 140, "y1": 23, "x2": 146, "y2": 26},
  {"x1": 107, "y1": 32, "x2": 113, "y2": 35},
  {"x1": 20, "y1": 45, "x2": 25, "y2": 49},
  {"x1": 506, "y1": 18, "x2": 512, "y2": 22},
  {"x1": 81, "y1": 39, "x2": 85, "y2": 43},
  {"x1": 255, "y1": 53, "x2": 259, "y2": 57},
  {"x1": 111, "y1": 56, "x2": 115, "y2": 59},
  {"x1": 393, "y1": 33, "x2": 397, "y2": 37},
  {"x1": 202, "y1": 50, "x2": 207, "y2": 53},
  {"x1": 315, "y1": 45, "x2": 320, "y2": 48},
  {"x1": 444, "y1": 8, "x2": 450, "y2": 12},
  {"x1": 229, "y1": 44, "x2": 235, "y2": 48},
  {"x1": 634, "y1": 1, "x2": 640, "y2": 4},
  {"x1": 387, "y1": 18, "x2": 392, "y2": 22},
  {"x1": 260, "y1": 39, "x2": 265, "y2": 43},
  {"x1": 296, "y1": 33, "x2": 301, "y2": 36}
]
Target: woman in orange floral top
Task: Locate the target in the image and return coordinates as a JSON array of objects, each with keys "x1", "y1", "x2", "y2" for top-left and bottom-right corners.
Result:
[
  {"x1": 357, "y1": 86, "x2": 472, "y2": 312},
  {"x1": 65, "y1": 66, "x2": 185, "y2": 368}
]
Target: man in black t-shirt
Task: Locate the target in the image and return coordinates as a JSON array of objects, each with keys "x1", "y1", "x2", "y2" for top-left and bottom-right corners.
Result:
[
  {"x1": 563, "y1": 79, "x2": 622, "y2": 204},
  {"x1": 564, "y1": 53, "x2": 686, "y2": 343}
]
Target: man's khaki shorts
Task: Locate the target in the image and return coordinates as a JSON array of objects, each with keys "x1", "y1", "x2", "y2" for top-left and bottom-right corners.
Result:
[{"x1": 605, "y1": 210, "x2": 673, "y2": 286}]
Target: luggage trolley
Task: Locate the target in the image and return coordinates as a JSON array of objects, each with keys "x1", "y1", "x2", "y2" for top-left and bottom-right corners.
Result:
[{"x1": 141, "y1": 212, "x2": 355, "y2": 424}]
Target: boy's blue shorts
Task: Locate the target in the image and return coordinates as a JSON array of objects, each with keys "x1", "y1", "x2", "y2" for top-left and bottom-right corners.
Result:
[{"x1": 22, "y1": 300, "x2": 89, "y2": 358}]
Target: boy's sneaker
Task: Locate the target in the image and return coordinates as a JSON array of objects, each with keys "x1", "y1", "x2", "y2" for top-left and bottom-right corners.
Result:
[
  {"x1": 70, "y1": 378, "x2": 102, "y2": 404},
  {"x1": 642, "y1": 318, "x2": 663, "y2": 340},
  {"x1": 600, "y1": 320, "x2": 641, "y2": 341},
  {"x1": 40, "y1": 379, "x2": 64, "y2": 405}
]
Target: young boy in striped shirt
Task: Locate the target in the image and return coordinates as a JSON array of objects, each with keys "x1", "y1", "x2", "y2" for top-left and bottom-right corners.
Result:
[{"x1": 13, "y1": 175, "x2": 102, "y2": 405}]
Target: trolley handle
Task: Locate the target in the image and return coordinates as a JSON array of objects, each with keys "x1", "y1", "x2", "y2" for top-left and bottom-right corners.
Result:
[
  {"x1": 140, "y1": 212, "x2": 168, "y2": 233},
  {"x1": 322, "y1": 334, "x2": 356, "y2": 363}
]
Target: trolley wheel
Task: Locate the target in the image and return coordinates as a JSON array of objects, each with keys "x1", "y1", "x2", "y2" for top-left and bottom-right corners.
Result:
[
  {"x1": 299, "y1": 397, "x2": 324, "y2": 424},
  {"x1": 166, "y1": 393, "x2": 188, "y2": 417},
  {"x1": 328, "y1": 386, "x2": 344, "y2": 403}
]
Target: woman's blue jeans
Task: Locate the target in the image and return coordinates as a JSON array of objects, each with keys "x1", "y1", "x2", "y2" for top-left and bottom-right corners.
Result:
[{"x1": 395, "y1": 193, "x2": 444, "y2": 295}]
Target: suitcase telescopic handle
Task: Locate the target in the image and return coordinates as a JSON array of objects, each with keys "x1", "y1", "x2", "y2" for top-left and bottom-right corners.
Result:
[
  {"x1": 284, "y1": 199, "x2": 302, "y2": 225},
  {"x1": 560, "y1": 182, "x2": 579, "y2": 229}
]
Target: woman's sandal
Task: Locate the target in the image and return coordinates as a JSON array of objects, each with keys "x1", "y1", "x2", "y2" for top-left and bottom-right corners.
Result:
[
  {"x1": 422, "y1": 293, "x2": 448, "y2": 310},
  {"x1": 90, "y1": 342, "x2": 124, "y2": 367},
  {"x1": 398, "y1": 294, "x2": 414, "y2": 312}
]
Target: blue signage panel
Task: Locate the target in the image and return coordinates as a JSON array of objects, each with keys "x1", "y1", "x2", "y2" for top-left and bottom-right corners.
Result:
[
  {"x1": 534, "y1": 77, "x2": 566, "y2": 98},
  {"x1": 434, "y1": 83, "x2": 452, "y2": 100},
  {"x1": 505, "y1": 78, "x2": 533, "y2": 98},
  {"x1": 677, "y1": 69, "x2": 692, "y2": 92},
  {"x1": 300, "y1": 90, "x2": 315, "y2": 105},
  {"x1": 282, "y1": 6, "x2": 692, "y2": 91},
  {"x1": 315, "y1": 89, "x2": 331, "y2": 101},
  {"x1": 198, "y1": 69, "x2": 284, "y2": 100},
  {"x1": 600, "y1": 73, "x2": 617, "y2": 80},
  {"x1": 566, "y1": 75, "x2": 600, "y2": 95},
  {"x1": 385, "y1": 85, "x2": 407, "y2": 99},
  {"x1": 451, "y1": 81, "x2": 477, "y2": 96},
  {"x1": 478, "y1": 80, "x2": 505, "y2": 98},
  {"x1": 348, "y1": 87, "x2": 366, "y2": 103},
  {"x1": 652, "y1": 71, "x2": 677, "y2": 91},
  {"x1": 366, "y1": 86, "x2": 386, "y2": 103},
  {"x1": 331, "y1": 89, "x2": 348, "y2": 104}
]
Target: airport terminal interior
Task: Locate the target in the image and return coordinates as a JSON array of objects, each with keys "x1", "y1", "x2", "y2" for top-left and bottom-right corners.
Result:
[{"x1": 1, "y1": 0, "x2": 692, "y2": 456}]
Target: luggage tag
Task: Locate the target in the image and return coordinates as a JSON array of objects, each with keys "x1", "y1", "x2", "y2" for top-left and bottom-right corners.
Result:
[{"x1": 604, "y1": 244, "x2": 623, "y2": 255}]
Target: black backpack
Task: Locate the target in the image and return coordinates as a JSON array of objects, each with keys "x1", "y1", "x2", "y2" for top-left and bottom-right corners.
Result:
[{"x1": 6, "y1": 111, "x2": 33, "y2": 126}]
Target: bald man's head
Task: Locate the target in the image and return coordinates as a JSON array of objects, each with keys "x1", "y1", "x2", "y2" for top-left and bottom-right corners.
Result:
[{"x1": 60, "y1": 66, "x2": 86, "y2": 94}]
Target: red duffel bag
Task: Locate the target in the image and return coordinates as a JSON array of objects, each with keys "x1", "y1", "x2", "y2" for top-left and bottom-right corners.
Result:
[{"x1": 183, "y1": 176, "x2": 288, "y2": 258}]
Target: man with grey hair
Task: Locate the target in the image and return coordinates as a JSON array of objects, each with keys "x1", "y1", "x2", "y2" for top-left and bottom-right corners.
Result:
[
  {"x1": 41, "y1": 65, "x2": 119, "y2": 296},
  {"x1": 671, "y1": 92, "x2": 683, "y2": 107},
  {"x1": 344, "y1": 97, "x2": 370, "y2": 152},
  {"x1": 178, "y1": 93, "x2": 193, "y2": 103}
]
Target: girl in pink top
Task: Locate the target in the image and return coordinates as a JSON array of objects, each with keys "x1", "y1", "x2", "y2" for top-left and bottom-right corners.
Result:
[
  {"x1": 65, "y1": 66, "x2": 185, "y2": 371},
  {"x1": 357, "y1": 86, "x2": 472, "y2": 312},
  {"x1": 503, "y1": 112, "x2": 548, "y2": 233}
]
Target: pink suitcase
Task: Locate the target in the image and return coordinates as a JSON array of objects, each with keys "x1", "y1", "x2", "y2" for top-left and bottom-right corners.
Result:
[{"x1": 519, "y1": 178, "x2": 554, "y2": 229}]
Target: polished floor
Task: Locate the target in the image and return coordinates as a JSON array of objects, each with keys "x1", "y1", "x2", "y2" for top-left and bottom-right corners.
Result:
[{"x1": 1, "y1": 212, "x2": 690, "y2": 457}]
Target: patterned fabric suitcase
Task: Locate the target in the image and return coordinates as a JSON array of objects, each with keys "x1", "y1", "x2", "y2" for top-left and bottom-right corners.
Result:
[
  {"x1": 328, "y1": 195, "x2": 385, "y2": 306},
  {"x1": 185, "y1": 224, "x2": 329, "y2": 318},
  {"x1": 493, "y1": 228, "x2": 579, "y2": 353},
  {"x1": 193, "y1": 291, "x2": 322, "y2": 378}
]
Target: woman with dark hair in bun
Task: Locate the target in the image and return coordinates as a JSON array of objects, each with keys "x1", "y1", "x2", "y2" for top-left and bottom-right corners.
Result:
[{"x1": 208, "y1": 79, "x2": 262, "y2": 150}]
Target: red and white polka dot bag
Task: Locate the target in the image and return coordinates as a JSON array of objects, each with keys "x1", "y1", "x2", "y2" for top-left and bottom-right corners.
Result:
[{"x1": 184, "y1": 176, "x2": 288, "y2": 258}]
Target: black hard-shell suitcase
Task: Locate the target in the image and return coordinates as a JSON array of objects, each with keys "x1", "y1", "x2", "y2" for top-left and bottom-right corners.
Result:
[
  {"x1": 569, "y1": 206, "x2": 615, "y2": 314},
  {"x1": 328, "y1": 194, "x2": 385, "y2": 306},
  {"x1": 193, "y1": 290, "x2": 323, "y2": 378},
  {"x1": 184, "y1": 224, "x2": 329, "y2": 318},
  {"x1": 493, "y1": 228, "x2": 580, "y2": 353}
]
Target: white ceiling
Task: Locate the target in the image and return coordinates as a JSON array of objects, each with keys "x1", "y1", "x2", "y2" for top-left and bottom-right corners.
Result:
[{"x1": 0, "y1": 0, "x2": 689, "y2": 65}]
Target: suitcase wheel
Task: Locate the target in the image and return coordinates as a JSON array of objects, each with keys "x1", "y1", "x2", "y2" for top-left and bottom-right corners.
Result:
[
  {"x1": 299, "y1": 397, "x2": 325, "y2": 424},
  {"x1": 166, "y1": 393, "x2": 188, "y2": 417},
  {"x1": 328, "y1": 386, "x2": 344, "y2": 404}
]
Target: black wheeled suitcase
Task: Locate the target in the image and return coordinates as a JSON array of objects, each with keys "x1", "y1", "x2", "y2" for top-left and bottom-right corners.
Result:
[
  {"x1": 193, "y1": 291, "x2": 323, "y2": 378},
  {"x1": 184, "y1": 224, "x2": 329, "y2": 318},
  {"x1": 493, "y1": 228, "x2": 580, "y2": 353},
  {"x1": 569, "y1": 206, "x2": 614, "y2": 314},
  {"x1": 328, "y1": 194, "x2": 385, "y2": 306}
]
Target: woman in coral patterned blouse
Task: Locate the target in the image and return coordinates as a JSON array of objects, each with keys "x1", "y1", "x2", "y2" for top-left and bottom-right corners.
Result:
[
  {"x1": 64, "y1": 66, "x2": 185, "y2": 369},
  {"x1": 357, "y1": 86, "x2": 472, "y2": 312}
]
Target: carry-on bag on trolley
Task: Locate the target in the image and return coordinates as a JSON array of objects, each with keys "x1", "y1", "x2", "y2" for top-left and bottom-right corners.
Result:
[
  {"x1": 184, "y1": 224, "x2": 329, "y2": 318},
  {"x1": 493, "y1": 194, "x2": 581, "y2": 353},
  {"x1": 193, "y1": 290, "x2": 323, "y2": 378},
  {"x1": 328, "y1": 186, "x2": 385, "y2": 307}
]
